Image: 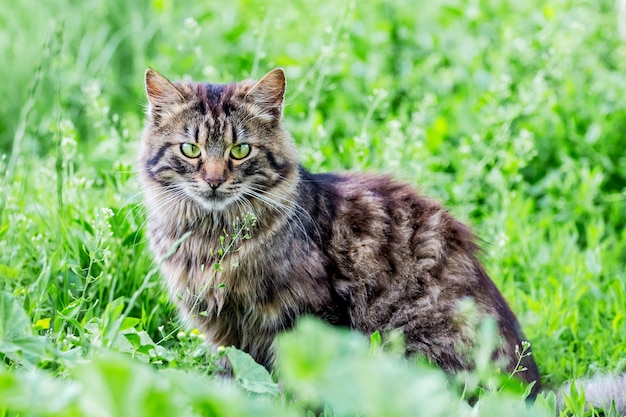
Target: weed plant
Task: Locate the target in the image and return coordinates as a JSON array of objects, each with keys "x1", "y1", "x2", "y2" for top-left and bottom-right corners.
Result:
[{"x1": 0, "y1": 0, "x2": 625, "y2": 416}]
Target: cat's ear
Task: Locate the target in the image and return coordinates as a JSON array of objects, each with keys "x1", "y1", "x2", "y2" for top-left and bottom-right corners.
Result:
[
  {"x1": 245, "y1": 68, "x2": 286, "y2": 118},
  {"x1": 144, "y1": 68, "x2": 185, "y2": 114}
]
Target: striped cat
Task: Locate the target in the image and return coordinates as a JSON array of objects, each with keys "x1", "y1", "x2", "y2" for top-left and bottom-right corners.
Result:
[{"x1": 138, "y1": 67, "x2": 541, "y2": 394}]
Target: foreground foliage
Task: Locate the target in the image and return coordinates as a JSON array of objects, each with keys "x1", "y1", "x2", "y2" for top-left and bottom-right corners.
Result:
[
  {"x1": 2, "y1": 301, "x2": 554, "y2": 417},
  {"x1": 1, "y1": 0, "x2": 625, "y2": 415}
]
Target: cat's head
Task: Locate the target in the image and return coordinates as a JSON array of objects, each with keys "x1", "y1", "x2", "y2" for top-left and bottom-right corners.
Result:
[{"x1": 139, "y1": 68, "x2": 299, "y2": 218}]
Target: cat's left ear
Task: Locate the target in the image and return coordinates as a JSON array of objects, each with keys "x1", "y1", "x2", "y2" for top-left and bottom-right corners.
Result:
[{"x1": 245, "y1": 68, "x2": 286, "y2": 119}]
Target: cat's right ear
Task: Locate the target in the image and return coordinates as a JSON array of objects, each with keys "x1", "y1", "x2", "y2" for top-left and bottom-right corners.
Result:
[
  {"x1": 244, "y1": 68, "x2": 286, "y2": 121},
  {"x1": 144, "y1": 68, "x2": 184, "y2": 116}
]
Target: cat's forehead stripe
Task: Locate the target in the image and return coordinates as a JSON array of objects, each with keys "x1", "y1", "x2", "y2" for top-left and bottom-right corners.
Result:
[
  {"x1": 193, "y1": 82, "x2": 237, "y2": 116},
  {"x1": 190, "y1": 82, "x2": 240, "y2": 145}
]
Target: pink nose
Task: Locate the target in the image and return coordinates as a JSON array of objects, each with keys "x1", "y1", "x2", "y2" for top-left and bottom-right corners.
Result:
[
  {"x1": 203, "y1": 161, "x2": 226, "y2": 189},
  {"x1": 204, "y1": 174, "x2": 225, "y2": 189}
]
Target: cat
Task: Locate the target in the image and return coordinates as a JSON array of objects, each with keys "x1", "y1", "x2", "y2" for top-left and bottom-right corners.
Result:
[{"x1": 138, "y1": 67, "x2": 543, "y2": 395}]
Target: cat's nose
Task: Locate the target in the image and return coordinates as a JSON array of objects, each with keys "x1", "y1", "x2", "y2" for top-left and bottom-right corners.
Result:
[
  {"x1": 203, "y1": 162, "x2": 226, "y2": 189},
  {"x1": 204, "y1": 174, "x2": 225, "y2": 189}
]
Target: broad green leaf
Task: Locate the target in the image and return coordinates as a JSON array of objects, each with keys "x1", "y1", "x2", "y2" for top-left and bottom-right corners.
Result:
[
  {"x1": 225, "y1": 346, "x2": 280, "y2": 397},
  {"x1": 73, "y1": 354, "x2": 179, "y2": 417},
  {"x1": 277, "y1": 318, "x2": 452, "y2": 416},
  {"x1": 0, "y1": 292, "x2": 32, "y2": 341},
  {"x1": 124, "y1": 332, "x2": 141, "y2": 349},
  {"x1": 72, "y1": 354, "x2": 294, "y2": 417},
  {"x1": 0, "y1": 367, "x2": 80, "y2": 414}
]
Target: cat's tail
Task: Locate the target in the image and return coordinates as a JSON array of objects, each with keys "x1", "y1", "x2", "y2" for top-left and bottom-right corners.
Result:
[{"x1": 557, "y1": 373, "x2": 626, "y2": 416}]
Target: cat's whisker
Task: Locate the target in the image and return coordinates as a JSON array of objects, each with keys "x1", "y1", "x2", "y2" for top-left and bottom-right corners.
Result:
[
  {"x1": 246, "y1": 184, "x2": 323, "y2": 245},
  {"x1": 113, "y1": 191, "x2": 147, "y2": 235},
  {"x1": 240, "y1": 189, "x2": 310, "y2": 248},
  {"x1": 140, "y1": 185, "x2": 191, "y2": 231},
  {"x1": 240, "y1": 188, "x2": 298, "y2": 228},
  {"x1": 144, "y1": 185, "x2": 188, "y2": 210}
]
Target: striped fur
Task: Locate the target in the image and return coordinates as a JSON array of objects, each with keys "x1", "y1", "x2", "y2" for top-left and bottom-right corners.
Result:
[{"x1": 139, "y1": 68, "x2": 541, "y2": 393}]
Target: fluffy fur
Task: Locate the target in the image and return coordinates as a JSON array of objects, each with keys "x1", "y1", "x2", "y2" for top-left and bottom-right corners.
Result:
[
  {"x1": 558, "y1": 374, "x2": 626, "y2": 415},
  {"x1": 138, "y1": 68, "x2": 543, "y2": 393}
]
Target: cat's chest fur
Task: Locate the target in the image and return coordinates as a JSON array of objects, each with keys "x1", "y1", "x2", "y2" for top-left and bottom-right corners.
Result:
[{"x1": 149, "y1": 204, "x2": 338, "y2": 366}]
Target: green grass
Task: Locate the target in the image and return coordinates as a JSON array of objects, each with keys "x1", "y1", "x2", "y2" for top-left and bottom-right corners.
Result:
[{"x1": 1, "y1": 0, "x2": 625, "y2": 415}]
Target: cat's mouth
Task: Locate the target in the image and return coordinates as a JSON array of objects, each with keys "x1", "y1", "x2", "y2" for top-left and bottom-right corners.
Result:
[
  {"x1": 194, "y1": 189, "x2": 238, "y2": 212},
  {"x1": 202, "y1": 188, "x2": 223, "y2": 199}
]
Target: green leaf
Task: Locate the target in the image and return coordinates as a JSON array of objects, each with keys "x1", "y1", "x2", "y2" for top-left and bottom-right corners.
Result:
[
  {"x1": 33, "y1": 317, "x2": 51, "y2": 331},
  {"x1": 119, "y1": 317, "x2": 140, "y2": 331},
  {"x1": 0, "y1": 335, "x2": 61, "y2": 366},
  {"x1": 0, "y1": 292, "x2": 32, "y2": 341},
  {"x1": 59, "y1": 298, "x2": 83, "y2": 319},
  {"x1": 564, "y1": 381, "x2": 587, "y2": 416},
  {"x1": 225, "y1": 346, "x2": 280, "y2": 397},
  {"x1": 533, "y1": 391, "x2": 557, "y2": 415},
  {"x1": 124, "y1": 332, "x2": 141, "y2": 350},
  {"x1": 0, "y1": 293, "x2": 49, "y2": 366},
  {"x1": 584, "y1": 248, "x2": 602, "y2": 276},
  {"x1": 277, "y1": 317, "x2": 458, "y2": 417},
  {"x1": 0, "y1": 367, "x2": 80, "y2": 414},
  {"x1": 72, "y1": 354, "x2": 180, "y2": 417},
  {"x1": 0, "y1": 264, "x2": 20, "y2": 280},
  {"x1": 370, "y1": 330, "x2": 382, "y2": 353}
]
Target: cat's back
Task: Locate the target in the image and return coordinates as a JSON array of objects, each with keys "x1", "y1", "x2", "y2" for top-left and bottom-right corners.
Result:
[
  {"x1": 300, "y1": 168, "x2": 483, "y2": 309},
  {"x1": 300, "y1": 168, "x2": 475, "y2": 277},
  {"x1": 298, "y1": 168, "x2": 538, "y2": 379}
]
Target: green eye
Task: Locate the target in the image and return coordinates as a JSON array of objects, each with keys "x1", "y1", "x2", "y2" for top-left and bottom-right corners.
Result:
[
  {"x1": 230, "y1": 143, "x2": 251, "y2": 160},
  {"x1": 181, "y1": 143, "x2": 201, "y2": 158}
]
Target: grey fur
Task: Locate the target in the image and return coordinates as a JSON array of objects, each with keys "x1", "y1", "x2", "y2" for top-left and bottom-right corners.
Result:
[{"x1": 558, "y1": 374, "x2": 626, "y2": 415}]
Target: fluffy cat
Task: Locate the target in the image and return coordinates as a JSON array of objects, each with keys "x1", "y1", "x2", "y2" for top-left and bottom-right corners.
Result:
[{"x1": 138, "y1": 67, "x2": 542, "y2": 393}]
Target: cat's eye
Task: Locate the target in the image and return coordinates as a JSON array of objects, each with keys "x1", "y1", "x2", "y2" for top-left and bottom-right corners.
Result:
[
  {"x1": 181, "y1": 143, "x2": 201, "y2": 158},
  {"x1": 230, "y1": 143, "x2": 251, "y2": 160}
]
